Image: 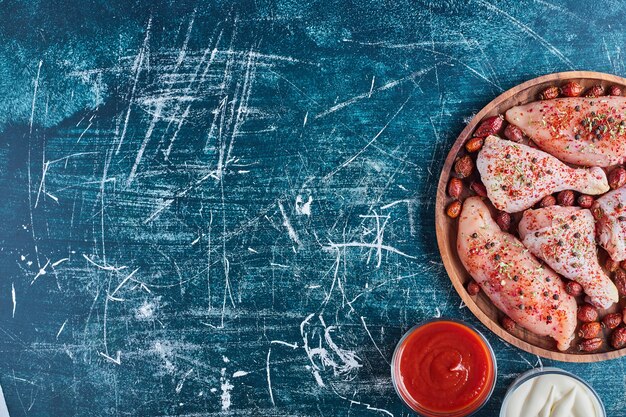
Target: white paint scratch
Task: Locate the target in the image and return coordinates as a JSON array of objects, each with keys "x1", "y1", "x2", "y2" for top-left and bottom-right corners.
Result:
[
  {"x1": 117, "y1": 17, "x2": 152, "y2": 154},
  {"x1": 34, "y1": 161, "x2": 48, "y2": 208},
  {"x1": 191, "y1": 234, "x2": 202, "y2": 245},
  {"x1": 82, "y1": 254, "x2": 127, "y2": 272},
  {"x1": 349, "y1": 40, "x2": 501, "y2": 90},
  {"x1": 474, "y1": 0, "x2": 574, "y2": 68},
  {"x1": 136, "y1": 300, "x2": 156, "y2": 320},
  {"x1": 360, "y1": 316, "x2": 389, "y2": 365},
  {"x1": 266, "y1": 340, "x2": 298, "y2": 406},
  {"x1": 380, "y1": 199, "x2": 412, "y2": 210},
  {"x1": 175, "y1": 368, "x2": 194, "y2": 394},
  {"x1": 126, "y1": 100, "x2": 164, "y2": 187},
  {"x1": 270, "y1": 340, "x2": 298, "y2": 349},
  {"x1": 11, "y1": 283, "x2": 16, "y2": 318},
  {"x1": 324, "y1": 241, "x2": 417, "y2": 262},
  {"x1": 99, "y1": 351, "x2": 121, "y2": 365},
  {"x1": 315, "y1": 66, "x2": 430, "y2": 119},
  {"x1": 277, "y1": 201, "x2": 300, "y2": 245},
  {"x1": 267, "y1": 348, "x2": 275, "y2": 406},
  {"x1": 56, "y1": 319, "x2": 68, "y2": 339},
  {"x1": 154, "y1": 341, "x2": 176, "y2": 373},
  {"x1": 29, "y1": 60, "x2": 43, "y2": 134},
  {"x1": 300, "y1": 314, "x2": 362, "y2": 388},
  {"x1": 323, "y1": 92, "x2": 413, "y2": 180},
  {"x1": 144, "y1": 199, "x2": 174, "y2": 224},
  {"x1": 110, "y1": 268, "x2": 140, "y2": 297},
  {"x1": 220, "y1": 367, "x2": 234, "y2": 411},
  {"x1": 175, "y1": 11, "x2": 196, "y2": 70},
  {"x1": 323, "y1": 326, "x2": 362, "y2": 374},
  {"x1": 295, "y1": 195, "x2": 313, "y2": 216},
  {"x1": 76, "y1": 121, "x2": 93, "y2": 143},
  {"x1": 31, "y1": 259, "x2": 51, "y2": 285},
  {"x1": 51, "y1": 258, "x2": 69, "y2": 267},
  {"x1": 330, "y1": 385, "x2": 394, "y2": 417}
]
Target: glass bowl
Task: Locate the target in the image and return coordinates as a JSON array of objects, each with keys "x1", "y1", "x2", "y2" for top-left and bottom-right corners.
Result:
[
  {"x1": 499, "y1": 367, "x2": 606, "y2": 417},
  {"x1": 391, "y1": 318, "x2": 497, "y2": 417}
]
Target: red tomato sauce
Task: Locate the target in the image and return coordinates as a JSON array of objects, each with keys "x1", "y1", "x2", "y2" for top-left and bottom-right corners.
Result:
[{"x1": 392, "y1": 320, "x2": 495, "y2": 416}]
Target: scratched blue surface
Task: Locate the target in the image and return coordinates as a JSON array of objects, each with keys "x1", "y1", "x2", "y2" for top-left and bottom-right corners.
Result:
[{"x1": 1, "y1": 1, "x2": 626, "y2": 416}]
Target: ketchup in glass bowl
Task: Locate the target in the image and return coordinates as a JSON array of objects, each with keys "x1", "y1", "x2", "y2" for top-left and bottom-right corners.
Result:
[{"x1": 391, "y1": 319, "x2": 497, "y2": 417}]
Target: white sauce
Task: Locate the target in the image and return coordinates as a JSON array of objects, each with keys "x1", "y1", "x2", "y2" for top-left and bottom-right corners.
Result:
[
  {"x1": 0, "y1": 384, "x2": 9, "y2": 417},
  {"x1": 504, "y1": 374, "x2": 602, "y2": 417}
]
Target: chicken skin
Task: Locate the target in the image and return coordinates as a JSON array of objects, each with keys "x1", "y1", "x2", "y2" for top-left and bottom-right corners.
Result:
[
  {"x1": 457, "y1": 197, "x2": 577, "y2": 351},
  {"x1": 476, "y1": 136, "x2": 609, "y2": 213},
  {"x1": 519, "y1": 206, "x2": 618, "y2": 308},
  {"x1": 594, "y1": 186, "x2": 626, "y2": 262},
  {"x1": 506, "y1": 96, "x2": 626, "y2": 167}
]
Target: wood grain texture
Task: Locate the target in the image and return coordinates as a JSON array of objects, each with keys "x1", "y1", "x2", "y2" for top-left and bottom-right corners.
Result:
[
  {"x1": 436, "y1": 71, "x2": 626, "y2": 362},
  {"x1": 2, "y1": 1, "x2": 626, "y2": 417}
]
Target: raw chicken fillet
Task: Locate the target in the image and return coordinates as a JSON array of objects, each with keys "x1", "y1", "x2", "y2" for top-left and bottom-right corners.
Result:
[
  {"x1": 594, "y1": 186, "x2": 626, "y2": 262},
  {"x1": 476, "y1": 135, "x2": 609, "y2": 213},
  {"x1": 506, "y1": 96, "x2": 626, "y2": 167},
  {"x1": 457, "y1": 197, "x2": 577, "y2": 351},
  {"x1": 519, "y1": 206, "x2": 618, "y2": 308}
]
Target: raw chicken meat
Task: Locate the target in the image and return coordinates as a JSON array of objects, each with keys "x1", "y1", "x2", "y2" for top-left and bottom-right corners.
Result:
[
  {"x1": 518, "y1": 206, "x2": 618, "y2": 308},
  {"x1": 457, "y1": 197, "x2": 577, "y2": 350},
  {"x1": 506, "y1": 96, "x2": 626, "y2": 167},
  {"x1": 476, "y1": 135, "x2": 609, "y2": 213},
  {"x1": 594, "y1": 186, "x2": 626, "y2": 262}
]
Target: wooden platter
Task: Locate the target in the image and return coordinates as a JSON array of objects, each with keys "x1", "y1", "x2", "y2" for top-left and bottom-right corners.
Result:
[{"x1": 436, "y1": 71, "x2": 626, "y2": 362}]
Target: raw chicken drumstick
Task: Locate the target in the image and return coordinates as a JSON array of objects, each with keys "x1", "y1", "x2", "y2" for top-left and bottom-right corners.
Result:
[
  {"x1": 519, "y1": 206, "x2": 618, "y2": 308},
  {"x1": 476, "y1": 135, "x2": 609, "y2": 213},
  {"x1": 506, "y1": 96, "x2": 626, "y2": 167},
  {"x1": 457, "y1": 197, "x2": 577, "y2": 351},
  {"x1": 594, "y1": 185, "x2": 626, "y2": 262}
]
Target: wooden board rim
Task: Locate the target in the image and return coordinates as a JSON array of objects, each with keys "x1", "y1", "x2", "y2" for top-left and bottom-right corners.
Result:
[{"x1": 435, "y1": 71, "x2": 626, "y2": 363}]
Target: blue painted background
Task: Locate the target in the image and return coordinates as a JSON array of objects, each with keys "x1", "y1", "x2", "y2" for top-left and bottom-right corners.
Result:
[{"x1": 1, "y1": 1, "x2": 626, "y2": 416}]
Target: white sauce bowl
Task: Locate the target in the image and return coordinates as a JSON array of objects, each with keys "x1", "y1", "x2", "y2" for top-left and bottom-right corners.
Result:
[{"x1": 500, "y1": 367, "x2": 606, "y2": 417}]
